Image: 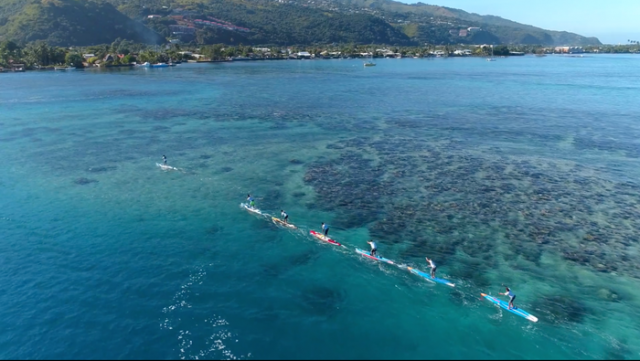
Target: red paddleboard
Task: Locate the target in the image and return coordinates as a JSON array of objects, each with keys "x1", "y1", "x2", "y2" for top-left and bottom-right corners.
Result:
[{"x1": 309, "y1": 230, "x2": 343, "y2": 247}]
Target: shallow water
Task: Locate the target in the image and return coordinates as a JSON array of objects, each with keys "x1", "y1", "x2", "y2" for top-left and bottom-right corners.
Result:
[{"x1": 1, "y1": 55, "x2": 640, "y2": 359}]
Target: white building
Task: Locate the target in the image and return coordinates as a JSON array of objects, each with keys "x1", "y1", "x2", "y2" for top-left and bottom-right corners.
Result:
[{"x1": 453, "y1": 49, "x2": 472, "y2": 56}]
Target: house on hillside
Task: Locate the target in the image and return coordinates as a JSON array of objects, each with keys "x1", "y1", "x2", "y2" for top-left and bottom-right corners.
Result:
[
  {"x1": 83, "y1": 54, "x2": 95, "y2": 60},
  {"x1": 459, "y1": 29, "x2": 468, "y2": 37},
  {"x1": 10, "y1": 64, "x2": 25, "y2": 72},
  {"x1": 148, "y1": 15, "x2": 162, "y2": 19},
  {"x1": 103, "y1": 54, "x2": 115, "y2": 62},
  {"x1": 468, "y1": 27, "x2": 481, "y2": 32},
  {"x1": 555, "y1": 46, "x2": 584, "y2": 54},
  {"x1": 296, "y1": 51, "x2": 311, "y2": 59}
]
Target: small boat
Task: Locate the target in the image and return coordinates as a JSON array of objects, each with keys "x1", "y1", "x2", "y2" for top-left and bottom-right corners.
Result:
[
  {"x1": 309, "y1": 230, "x2": 343, "y2": 247},
  {"x1": 364, "y1": 50, "x2": 376, "y2": 67},
  {"x1": 139, "y1": 62, "x2": 169, "y2": 68},
  {"x1": 481, "y1": 293, "x2": 538, "y2": 322},
  {"x1": 487, "y1": 45, "x2": 496, "y2": 61}
]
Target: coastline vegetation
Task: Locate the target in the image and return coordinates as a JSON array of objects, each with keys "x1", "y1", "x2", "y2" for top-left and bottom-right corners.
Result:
[{"x1": 1, "y1": 38, "x2": 639, "y2": 72}]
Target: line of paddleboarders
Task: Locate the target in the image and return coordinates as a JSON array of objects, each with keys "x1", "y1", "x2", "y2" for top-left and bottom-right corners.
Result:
[{"x1": 246, "y1": 194, "x2": 518, "y2": 310}]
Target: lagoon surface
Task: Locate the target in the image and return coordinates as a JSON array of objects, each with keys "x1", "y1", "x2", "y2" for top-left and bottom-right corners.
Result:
[{"x1": 1, "y1": 55, "x2": 640, "y2": 359}]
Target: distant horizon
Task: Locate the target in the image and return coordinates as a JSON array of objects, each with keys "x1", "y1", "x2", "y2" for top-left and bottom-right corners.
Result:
[{"x1": 397, "y1": 0, "x2": 640, "y2": 45}]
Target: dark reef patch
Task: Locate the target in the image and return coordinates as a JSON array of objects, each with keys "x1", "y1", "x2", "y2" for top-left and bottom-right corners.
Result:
[
  {"x1": 302, "y1": 134, "x2": 640, "y2": 278},
  {"x1": 74, "y1": 178, "x2": 98, "y2": 185},
  {"x1": 292, "y1": 192, "x2": 306, "y2": 198},
  {"x1": 299, "y1": 285, "x2": 345, "y2": 317},
  {"x1": 532, "y1": 294, "x2": 590, "y2": 325},
  {"x1": 87, "y1": 166, "x2": 117, "y2": 173},
  {"x1": 206, "y1": 225, "x2": 223, "y2": 235}
]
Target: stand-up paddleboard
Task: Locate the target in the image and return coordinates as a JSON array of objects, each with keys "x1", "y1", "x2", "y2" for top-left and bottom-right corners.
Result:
[
  {"x1": 156, "y1": 163, "x2": 179, "y2": 171},
  {"x1": 241, "y1": 203, "x2": 263, "y2": 216},
  {"x1": 272, "y1": 217, "x2": 298, "y2": 229},
  {"x1": 356, "y1": 248, "x2": 396, "y2": 265},
  {"x1": 309, "y1": 230, "x2": 343, "y2": 247},
  {"x1": 481, "y1": 293, "x2": 538, "y2": 322},
  {"x1": 407, "y1": 267, "x2": 455, "y2": 287}
]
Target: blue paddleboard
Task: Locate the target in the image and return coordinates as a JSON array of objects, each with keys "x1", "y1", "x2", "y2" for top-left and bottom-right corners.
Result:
[
  {"x1": 356, "y1": 248, "x2": 396, "y2": 265},
  {"x1": 407, "y1": 267, "x2": 455, "y2": 287},
  {"x1": 481, "y1": 293, "x2": 538, "y2": 322}
]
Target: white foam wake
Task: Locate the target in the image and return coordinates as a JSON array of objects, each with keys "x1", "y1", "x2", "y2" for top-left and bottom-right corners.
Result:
[{"x1": 161, "y1": 264, "x2": 250, "y2": 360}]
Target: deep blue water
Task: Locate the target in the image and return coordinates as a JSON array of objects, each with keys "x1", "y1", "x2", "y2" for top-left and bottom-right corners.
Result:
[{"x1": 1, "y1": 55, "x2": 640, "y2": 359}]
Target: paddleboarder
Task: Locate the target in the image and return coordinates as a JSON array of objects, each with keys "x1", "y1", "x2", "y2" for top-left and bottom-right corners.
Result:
[
  {"x1": 321, "y1": 222, "x2": 329, "y2": 236},
  {"x1": 426, "y1": 257, "x2": 437, "y2": 278},
  {"x1": 500, "y1": 287, "x2": 516, "y2": 310},
  {"x1": 162, "y1": 155, "x2": 167, "y2": 165},
  {"x1": 367, "y1": 240, "x2": 377, "y2": 257},
  {"x1": 280, "y1": 210, "x2": 289, "y2": 223},
  {"x1": 247, "y1": 194, "x2": 255, "y2": 208}
]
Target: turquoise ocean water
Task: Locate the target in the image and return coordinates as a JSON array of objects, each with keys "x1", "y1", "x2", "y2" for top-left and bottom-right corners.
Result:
[{"x1": 1, "y1": 55, "x2": 640, "y2": 359}]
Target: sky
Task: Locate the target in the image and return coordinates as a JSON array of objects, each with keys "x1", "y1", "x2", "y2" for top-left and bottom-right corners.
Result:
[{"x1": 397, "y1": 0, "x2": 640, "y2": 44}]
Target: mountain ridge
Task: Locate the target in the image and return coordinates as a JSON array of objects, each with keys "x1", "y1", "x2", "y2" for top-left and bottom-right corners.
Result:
[
  {"x1": 0, "y1": 0, "x2": 601, "y2": 46},
  {"x1": 0, "y1": 0, "x2": 164, "y2": 46},
  {"x1": 288, "y1": 0, "x2": 601, "y2": 45}
]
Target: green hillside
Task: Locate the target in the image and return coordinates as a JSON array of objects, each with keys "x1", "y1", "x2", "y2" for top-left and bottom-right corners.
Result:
[
  {"x1": 105, "y1": 0, "x2": 414, "y2": 46},
  {"x1": 0, "y1": 0, "x2": 163, "y2": 46},
  {"x1": 296, "y1": 0, "x2": 602, "y2": 45},
  {"x1": 0, "y1": 0, "x2": 601, "y2": 46}
]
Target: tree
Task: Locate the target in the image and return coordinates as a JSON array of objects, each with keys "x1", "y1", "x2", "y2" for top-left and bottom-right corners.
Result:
[
  {"x1": 493, "y1": 45, "x2": 510, "y2": 56},
  {"x1": 65, "y1": 53, "x2": 84, "y2": 68},
  {"x1": 121, "y1": 54, "x2": 135, "y2": 64},
  {"x1": 0, "y1": 41, "x2": 22, "y2": 66},
  {"x1": 224, "y1": 46, "x2": 237, "y2": 58},
  {"x1": 23, "y1": 41, "x2": 58, "y2": 66}
]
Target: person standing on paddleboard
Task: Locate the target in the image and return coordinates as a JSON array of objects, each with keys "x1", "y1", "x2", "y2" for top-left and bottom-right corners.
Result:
[
  {"x1": 280, "y1": 210, "x2": 289, "y2": 223},
  {"x1": 247, "y1": 194, "x2": 255, "y2": 208},
  {"x1": 426, "y1": 257, "x2": 437, "y2": 278},
  {"x1": 321, "y1": 222, "x2": 329, "y2": 236},
  {"x1": 500, "y1": 287, "x2": 516, "y2": 310},
  {"x1": 367, "y1": 240, "x2": 377, "y2": 257},
  {"x1": 162, "y1": 155, "x2": 167, "y2": 165}
]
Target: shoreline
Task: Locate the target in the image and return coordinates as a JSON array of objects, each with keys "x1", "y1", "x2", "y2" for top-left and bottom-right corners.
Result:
[{"x1": 1, "y1": 53, "x2": 637, "y2": 74}]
